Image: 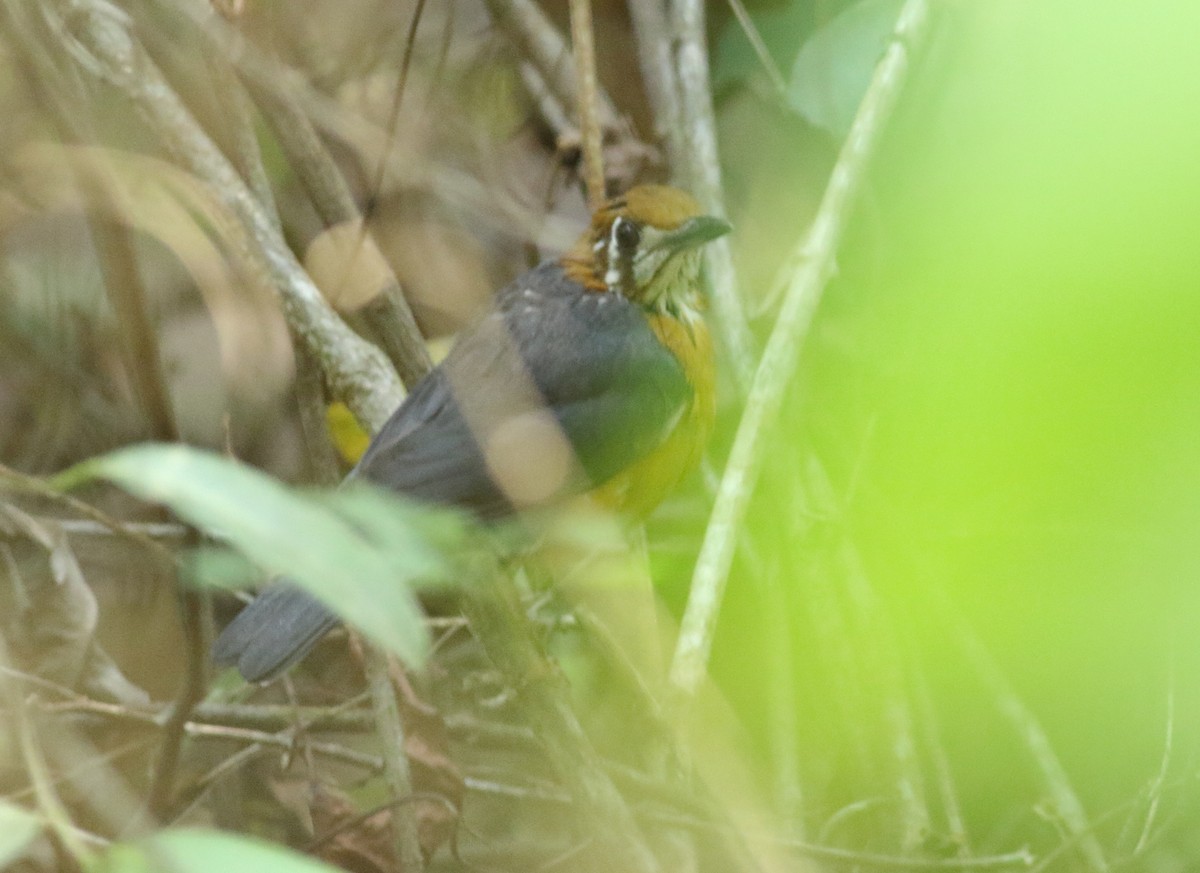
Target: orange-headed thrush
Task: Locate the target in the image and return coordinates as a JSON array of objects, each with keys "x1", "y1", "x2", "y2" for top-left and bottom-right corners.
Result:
[{"x1": 213, "y1": 185, "x2": 729, "y2": 681}]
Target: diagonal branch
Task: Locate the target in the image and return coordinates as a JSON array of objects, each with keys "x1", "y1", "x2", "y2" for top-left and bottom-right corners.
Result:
[
  {"x1": 58, "y1": 0, "x2": 402, "y2": 433},
  {"x1": 669, "y1": 0, "x2": 932, "y2": 699},
  {"x1": 240, "y1": 62, "x2": 433, "y2": 388}
]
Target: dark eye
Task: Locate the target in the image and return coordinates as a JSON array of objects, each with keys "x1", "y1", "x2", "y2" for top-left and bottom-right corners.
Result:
[{"x1": 614, "y1": 218, "x2": 641, "y2": 251}]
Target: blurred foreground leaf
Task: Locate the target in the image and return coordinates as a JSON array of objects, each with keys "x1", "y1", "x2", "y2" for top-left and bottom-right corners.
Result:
[
  {"x1": 788, "y1": 0, "x2": 903, "y2": 136},
  {"x1": 96, "y1": 828, "x2": 340, "y2": 873},
  {"x1": 0, "y1": 802, "x2": 42, "y2": 869},
  {"x1": 55, "y1": 444, "x2": 470, "y2": 668}
]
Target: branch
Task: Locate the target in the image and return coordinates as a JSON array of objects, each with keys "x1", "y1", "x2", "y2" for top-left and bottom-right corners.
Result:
[
  {"x1": 0, "y1": 639, "x2": 96, "y2": 865},
  {"x1": 360, "y1": 642, "x2": 426, "y2": 873},
  {"x1": 569, "y1": 0, "x2": 605, "y2": 207},
  {"x1": 242, "y1": 65, "x2": 433, "y2": 388},
  {"x1": 668, "y1": 0, "x2": 755, "y2": 388},
  {"x1": 518, "y1": 61, "x2": 578, "y2": 147},
  {"x1": 59, "y1": 0, "x2": 402, "y2": 433},
  {"x1": 460, "y1": 563, "x2": 662, "y2": 873},
  {"x1": 669, "y1": 0, "x2": 932, "y2": 699}
]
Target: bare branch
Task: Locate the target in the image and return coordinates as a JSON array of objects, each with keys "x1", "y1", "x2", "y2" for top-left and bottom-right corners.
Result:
[
  {"x1": 669, "y1": 0, "x2": 932, "y2": 699},
  {"x1": 361, "y1": 642, "x2": 426, "y2": 873},
  {"x1": 569, "y1": 0, "x2": 605, "y2": 207},
  {"x1": 243, "y1": 72, "x2": 433, "y2": 388},
  {"x1": 59, "y1": 0, "x2": 402, "y2": 432}
]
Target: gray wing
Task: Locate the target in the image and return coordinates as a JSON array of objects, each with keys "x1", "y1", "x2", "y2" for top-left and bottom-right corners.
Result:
[{"x1": 351, "y1": 261, "x2": 690, "y2": 515}]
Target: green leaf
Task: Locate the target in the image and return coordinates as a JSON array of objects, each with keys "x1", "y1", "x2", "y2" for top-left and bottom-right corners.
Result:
[
  {"x1": 56, "y1": 443, "x2": 469, "y2": 668},
  {"x1": 0, "y1": 802, "x2": 42, "y2": 869},
  {"x1": 95, "y1": 828, "x2": 341, "y2": 873},
  {"x1": 714, "y1": 2, "x2": 811, "y2": 91},
  {"x1": 787, "y1": 0, "x2": 904, "y2": 136}
]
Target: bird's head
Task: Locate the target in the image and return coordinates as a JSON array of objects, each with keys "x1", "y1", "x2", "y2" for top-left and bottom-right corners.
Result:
[{"x1": 566, "y1": 185, "x2": 731, "y2": 316}]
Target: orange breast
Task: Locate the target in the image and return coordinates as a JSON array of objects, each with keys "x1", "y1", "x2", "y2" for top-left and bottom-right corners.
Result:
[{"x1": 593, "y1": 312, "x2": 715, "y2": 516}]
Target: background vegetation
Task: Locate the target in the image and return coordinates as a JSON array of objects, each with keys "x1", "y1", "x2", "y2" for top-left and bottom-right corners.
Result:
[{"x1": 0, "y1": 0, "x2": 1197, "y2": 871}]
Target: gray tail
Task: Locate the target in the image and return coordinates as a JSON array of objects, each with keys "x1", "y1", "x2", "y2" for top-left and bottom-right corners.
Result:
[{"x1": 212, "y1": 584, "x2": 339, "y2": 683}]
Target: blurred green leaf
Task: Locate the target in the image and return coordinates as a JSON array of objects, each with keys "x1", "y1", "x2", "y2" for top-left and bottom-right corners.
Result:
[
  {"x1": 56, "y1": 443, "x2": 470, "y2": 668},
  {"x1": 787, "y1": 0, "x2": 903, "y2": 136},
  {"x1": 0, "y1": 802, "x2": 42, "y2": 869},
  {"x1": 95, "y1": 828, "x2": 340, "y2": 873},
  {"x1": 185, "y1": 545, "x2": 260, "y2": 592},
  {"x1": 714, "y1": 1, "x2": 809, "y2": 91}
]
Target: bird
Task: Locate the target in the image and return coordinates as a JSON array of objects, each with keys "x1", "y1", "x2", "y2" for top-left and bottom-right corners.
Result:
[{"x1": 212, "y1": 185, "x2": 730, "y2": 682}]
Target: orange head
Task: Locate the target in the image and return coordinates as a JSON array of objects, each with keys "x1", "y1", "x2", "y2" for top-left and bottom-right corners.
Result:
[{"x1": 565, "y1": 185, "x2": 731, "y2": 318}]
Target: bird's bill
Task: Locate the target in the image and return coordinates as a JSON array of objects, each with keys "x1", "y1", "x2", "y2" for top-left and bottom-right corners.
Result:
[{"x1": 660, "y1": 215, "x2": 733, "y2": 254}]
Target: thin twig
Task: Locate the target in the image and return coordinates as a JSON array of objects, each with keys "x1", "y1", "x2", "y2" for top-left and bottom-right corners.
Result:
[
  {"x1": 951, "y1": 616, "x2": 1107, "y2": 873},
  {"x1": 724, "y1": 0, "x2": 787, "y2": 97},
  {"x1": 146, "y1": 547, "x2": 208, "y2": 822},
  {"x1": 568, "y1": 0, "x2": 604, "y2": 207},
  {"x1": 838, "y1": 541, "x2": 930, "y2": 849},
  {"x1": 3, "y1": 10, "x2": 202, "y2": 780},
  {"x1": 305, "y1": 793, "x2": 458, "y2": 853},
  {"x1": 519, "y1": 61, "x2": 579, "y2": 149},
  {"x1": 0, "y1": 463, "x2": 177, "y2": 565},
  {"x1": 669, "y1": 0, "x2": 931, "y2": 699},
  {"x1": 63, "y1": 31, "x2": 212, "y2": 813},
  {"x1": 182, "y1": 722, "x2": 383, "y2": 771},
  {"x1": 293, "y1": 338, "x2": 344, "y2": 482},
  {"x1": 1134, "y1": 680, "x2": 1175, "y2": 853},
  {"x1": 912, "y1": 664, "x2": 970, "y2": 855},
  {"x1": 367, "y1": 0, "x2": 427, "y2": 205},
  {"x1": 462, "y1": 776, "x2": 1033, "y2": 870},
  {"x1": 188, "y1": 0, "x2": 431, "y2": 389},
  {"x1": 51, "y1": 519, "x2": 187, "y2": 539},
  {"x1": 0, "y1": 641, "x2": 95, "y2": 866},
  {"x1": 362, "y1": 643, "x2": 426, "y2": 872},
  {"x1": 91, "y1": 217, "x2": 180, "y2": 441}
]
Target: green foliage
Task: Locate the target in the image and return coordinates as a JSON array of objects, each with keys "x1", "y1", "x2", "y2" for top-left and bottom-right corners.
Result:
[
  {"x1": 715, "y1": 0, "x2": 1200, "y2": 848},
  {"x1": 55, "y1": 443, "x2": 470, "y2": 669},
  {"x1": 0, "y1": 802, "x2": 42, "y2": 870},
  {"x1": 715, "y1": 0, "x2": 904, "y2": 136},
  {"x1": 787, "y1": 0, "x2": 903, "y2": 135},
  {"x1": 94, "y1": 828, "x2": 340, "y2": 873}
]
